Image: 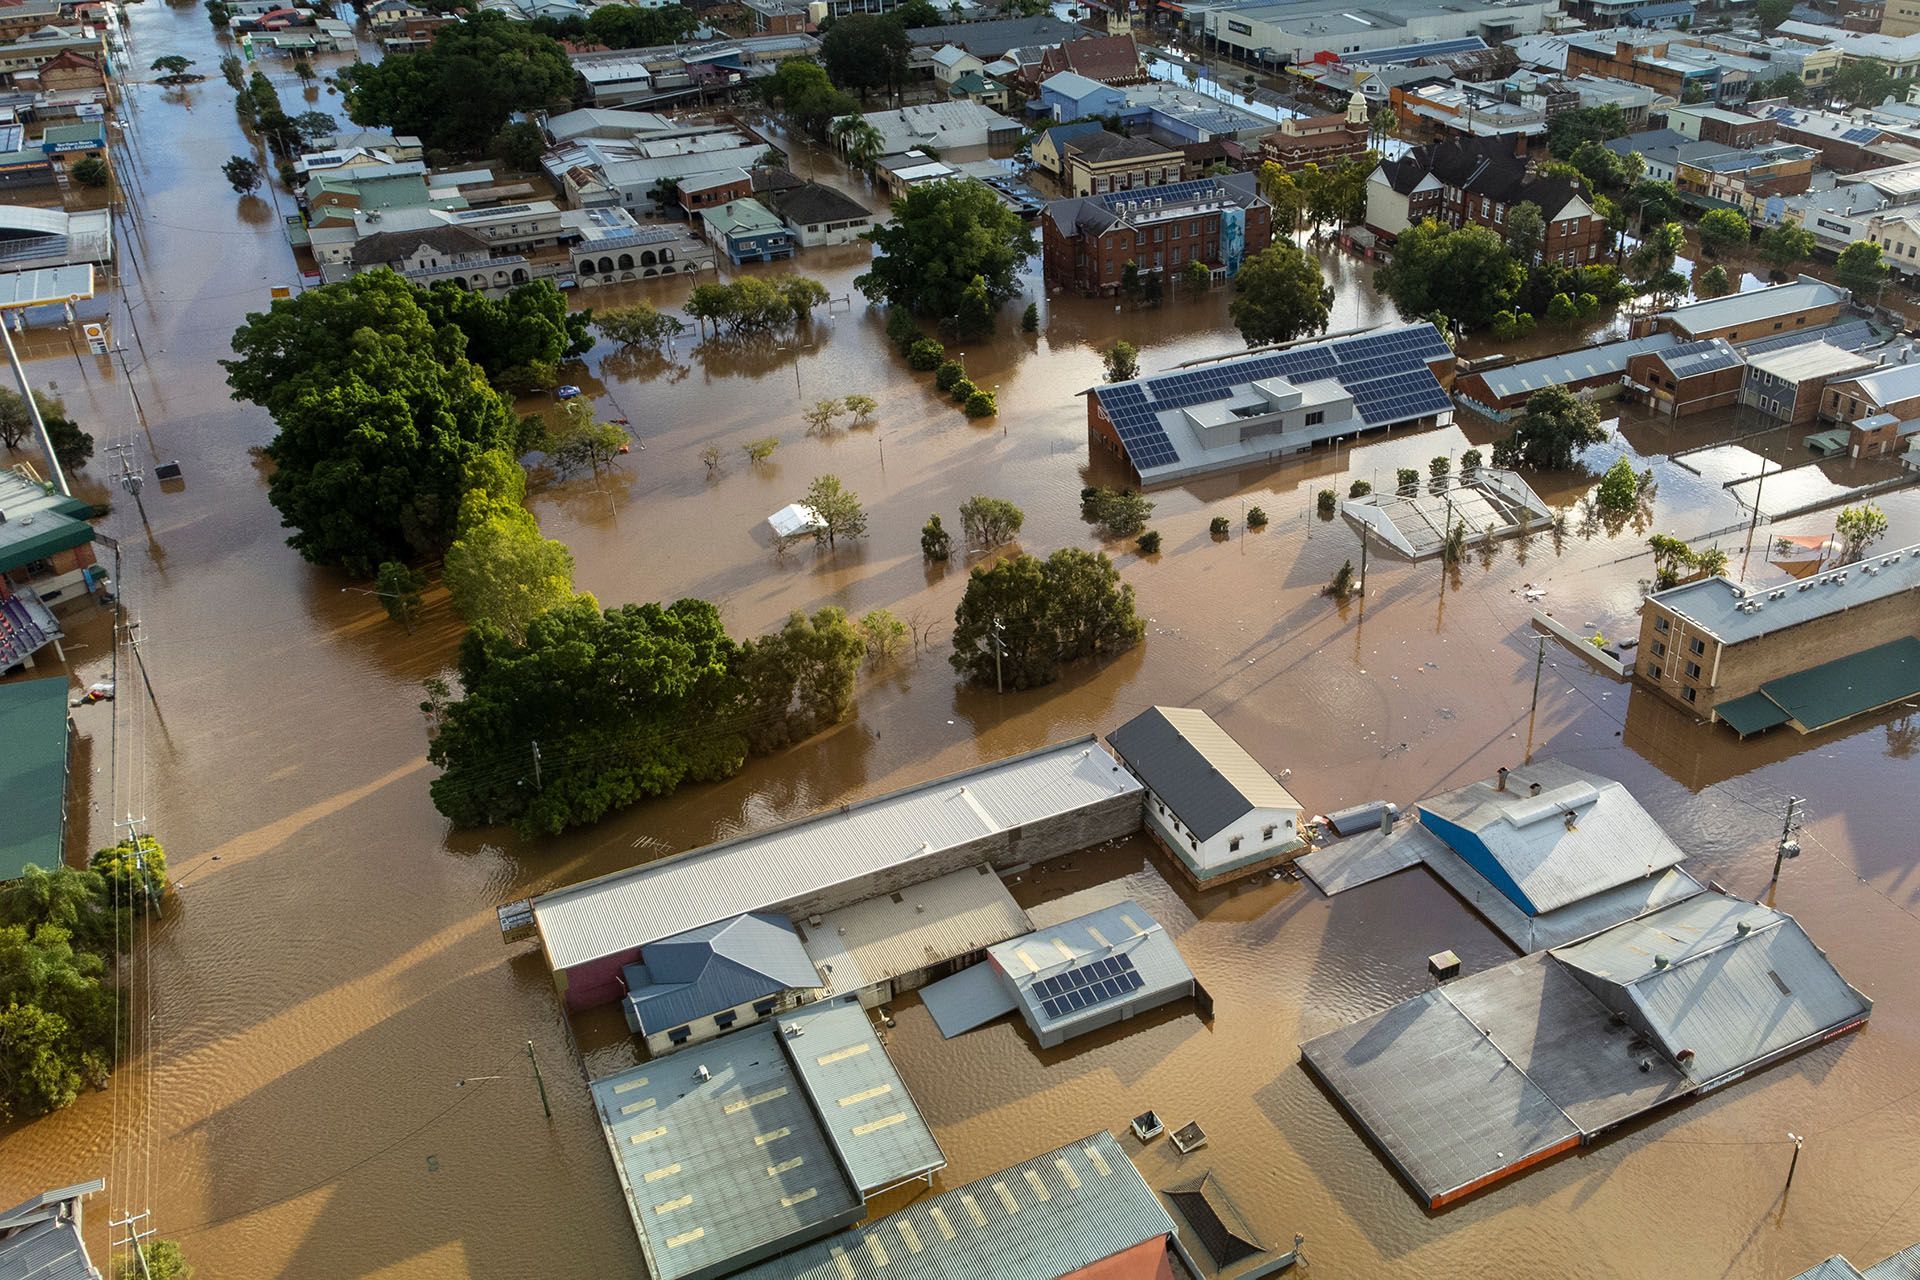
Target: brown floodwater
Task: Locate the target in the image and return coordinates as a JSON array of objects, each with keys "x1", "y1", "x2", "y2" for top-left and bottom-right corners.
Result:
[{"x1": 2, "y1": 8, "x2": 1919, "y2": 1277}]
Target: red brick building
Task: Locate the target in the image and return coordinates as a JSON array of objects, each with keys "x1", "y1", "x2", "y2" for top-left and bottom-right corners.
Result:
[
  {"x1": 1259, "y1": 93, "x2": 1372, "y2": 173},
  {"x1": 1365, "y1": 135, "x2": 1608, "y2": 267},
  {"x1": 1033, "y1": 33, "x2": 1147, "y2": 88},
  {"x1": 1043, "y1": 172, "x2": 1271, "y2": 296}
]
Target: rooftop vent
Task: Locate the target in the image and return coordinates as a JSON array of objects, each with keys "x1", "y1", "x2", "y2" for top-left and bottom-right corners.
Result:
[
  {"x1": 696, "y1": 1064, "x2": 710, "y2": 1081},
  {"x1": 1528, "y1": 781, "x2": 1542, "y2": 797},
  {"x1": 1563, "y1": 810, "x2": 1578, "y2": 832},
  {"x1": 1654, "y1": 954, "x2": 1671, "y2": 969},
  {"x1": 1496, "y1": 766, "x2": 1509, "y2": 791},
  {"x1": 1428, "y1": 949, "x2": 1461, "y2": 982}
]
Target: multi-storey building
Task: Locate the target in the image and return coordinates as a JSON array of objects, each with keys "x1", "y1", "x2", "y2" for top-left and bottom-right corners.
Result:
[
  {"x1": 1042, "y1": 172, "x2": 1271, "y2": 296},
  {"x1": 1364, "y1": 135, "x2": 1608, "y2": 266},
  {"x1": 1257, "y1": 94, "x2": 1372, "y2": 171}
]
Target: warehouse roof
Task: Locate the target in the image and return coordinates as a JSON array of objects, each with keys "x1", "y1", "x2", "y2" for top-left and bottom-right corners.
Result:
[
  {"x1": 798, "y1": 864, "x2": 1030, "y2": 1001},
  {"x1": 0, "y1": 676, "x2": 70, "y2": 882},
  {"x1": 1645, "y1": 542, "x2": 1920, "y2": 644},
  {"x1": 988, "y1": 900, "x2": 1196, "y2": 1042},
  {"x1": 533, "y1": 738, "x2": 1140, "y2": 971},
  {"x1": 1834, "y1": 359, "x2": 1920, "y2": 408},
  {"x1": 1736, "y1": 318, "x2": 1877, "y2": 357},
  {"x1": 1416, "y1": 760, "x2": 1688, "y2": 916},
  {"x1": 621, "y1": 913, "x2": 819, "y2": 1037},
  {"x1": 1742, "y1": 340, "x2": 1877, "y2": 385},
  {"x1": 1656, "y1": 278, "x2": 1848, "y2": 337},
  {"x1": 1107, "y1": 706, "x2": 1297, "y2": 842},
  {"x1": 732, "y1": 1131, "x2": 1176, "y2": 1280},
  {"x1": 1464, "y1": 333, "x2": 1676, "y2": 403}
]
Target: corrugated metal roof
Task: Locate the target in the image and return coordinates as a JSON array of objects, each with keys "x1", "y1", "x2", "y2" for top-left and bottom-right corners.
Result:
[
  {"x1": 1421, "y1": 836, "x2": 1705, "y2": 952},
  {"x1": 1737, "y1": 318, "x2": 1876, "y2": 357},
  {"x1": 0, "y1": 1180, "x2": 104, "y2": 1280},
  {"x1": 1841, "y1": 359, "x2": 1920, "y2": 408},
  {"x1": 622, "y1": 913, "x2": 819, "y2": 1036},
  {"x1": 1416, "y1": 760, "x2": 1688, "y2": 915},
  {"x1": 1553, "y1": 891, "x2": 1775, "y2": 986},
  {"x1": 1107, "y1": 707, "x2": 1297, "y2": 842},
  {"x1": 733, "y1": 1131, "x2": 1176, "y2": 1280},
  {"x1": 920, "y1": 958, "x2": 1018, "y2": 1037},
  {"x1": 534, "y1": 738, "x2": 1140, "y2": 972},
  {"x1": 987, "y1": 900, "x2": 1196, "y2": 1040},
  {"x1": 1756, "y1": 635, "x2": 1920, "y2": 731},
  {"x1": 0, "y1": 676, "x2": 69, "y2": 882},
  {"x1": 1715, "y1": 689, "x2": 1794, "y2": 736},
  {"x1": 1790, "y1": 1260, "x2": 1871, "y2": 1280},
  {"x1": 1467, "y1": 332, "x2": 1676, "y2": 402},
  {"x1": 799, "y1": 865, "x2": 1030, "y2": 999},
  {"x1": 1658, "y1": 279, "x2": 1848, "y2": 338},
  {"x1": 1645, "y1": 542, "x2": 1920, "y2": 645},
  {"x1": 1742, "y1": 340, "x2": 1877, "y2": 384},
  {"x1": 1866, "y1": 1242, "x2": 1920, "y2": 1280},
  {"x1": 783, "y1": 999, "x2": 945, "y2": 1193}
]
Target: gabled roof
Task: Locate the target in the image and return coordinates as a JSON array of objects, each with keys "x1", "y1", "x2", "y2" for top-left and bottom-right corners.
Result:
[
  {"x1": 1837, "y1": 358, "x2": 1920, "y2": 407},
  {"x1": 1052, "y1": 32, "x2": 1142, "y2": 83},
  {"x1": 768, "y1": 179, "x2": 869, "y2": 226},
  {"x1": 1108, "y1": 706, "x2": 1296, "y2": 841},
  {"x1": 1416, "y1": 760, "x2": 1687, "y2": 915},
  {"x1": 1067, "y1": 128, "x2": 1180, "y2": 164},
  {"x1": 1039, "y1": 69, "x2": 1114, "y2": 101},
  {"x1": 622, "y1": 912, "x2": 818, "y2": 1035},
  {"x1": 349, "y1": 224, "x2": 488, "y2": 266},
  {"x1": 0, "y1": 1179, "x2": 103, "y2": 1280},
  {"x1": 1656, "y1": 277, "x2": 1848, "y2": 336}
]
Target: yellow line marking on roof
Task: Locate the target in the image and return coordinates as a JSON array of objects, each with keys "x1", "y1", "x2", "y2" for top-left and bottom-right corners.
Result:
[
  {"x1": 723, "y1": 1087, "x2": 788, "y2": 1114},
  {"x1": 994, "y1": 1182, "x2": 1019, "y2": 1215},
  {"x1": 664, "y1": 1229, "x2": 705, "y2": 1249},
  {"x1": 816, "y1": 1043, "x2": 870, "y2": 1066},
  {"x1": 628, "y1": 1126, "x2": 668, "y2": 1145},
  {"x1": 929, "y1": 1206, "x2": 956, "y2": 1241},
  {"x1": 897, "y1": 1219, "x2": 923, "y2": 1253},
  {"x1": 620, "y1": 1098, "x2": 656, "y2": 1115},
  {"x1": 866, "y1": 1236, "x2": 889, "y2": 1268},
  {"x1": 754, "y1": 1127, "x2": 792, "y2": 1146},
  {"x1": 1085, "y1": 1144, "x2": 1112, "y2": 1176},
  {"x1": 612, "y1": 1077, "x2": 650, "y2": 1094},
  {"x1": 832, "y1": 1248, "x2": 857, "y2": 1280},
  {"x1": 653, "y1": 1195, "x2": 693, "y2": 1216},
  {"x1": 768, "y1": 1157, "x2": 805, "y2": 1176},
  {"x1": 851, "y1": 1113, "x2": 906, "y2": 1136},
  {"x1": 1024, "y1": 1169, "x2": 1051, "y2": 1201},
  {"x1": 838, "y1": 1084, "x2": 891, "y2": 1107},
  {"x1": 1122, "y1": 914, "x2": 1146, "y2": 936},
  {"x1": 642, "y1": 1163, "x2": 682, "y2": 1183},
  {"x1": 1086, "y1": 926, "x2": 1110, "y2": 948},
  {"x1": 961, "y1": 1194, "x2": 987, "y2": 1227},
  {"x1": 781, "y1": 1187, "x2": 819, "y2": 1209},
  {"x1": 1055, "y1": 1158, "x2": 1081, "y2": 1190}
]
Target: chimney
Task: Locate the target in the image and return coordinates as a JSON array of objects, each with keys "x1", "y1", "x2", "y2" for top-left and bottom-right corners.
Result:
[
  {"x1": 1496, "y1": 766, "x2": 1509, "y2": 791},
  {"x1": 1381, "y1": 806, "x2": 1396, "y2": 834},
  {"x1": 1528, "y1": 781, "x2": 1542, "y2": 797}
]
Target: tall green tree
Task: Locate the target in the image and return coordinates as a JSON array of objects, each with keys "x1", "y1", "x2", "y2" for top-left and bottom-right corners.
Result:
[
  {"x1": 1757, "y1": 0, "x2": 1793, "y2": 25},
  {"x1": 1832, "y1": 58, "x2": 1894, "y2": 108},
  {"x1": 1835, "y1": 240, "x2": 1890, "y2": 299},
  {"x1": 757, "y1": 59, "x2": 857, "y2": 139},
  {"x1": 1103, "y1": 339, "x2": 1139, "y2": 382},
  {"x1": 950, "y1": 549, "x2": 1143, "y2": 689},
  {"x1": 442, "y1": 493, "x2": 577, "y2": 642},
  {"x1": 819, "y1": 15, "x2": 910, "y2": 101},
  {"x1": 416, "y1": 280, "x2": 591, "y2": 388},
  {"x1": 1696, "y1": 207, "x2": 1751, "y2": 258},
  {"x1": 1374, "y1": 219, "x2": 1524, "y2": 329},
  {"x1": 958, "y1": 495, "x2": 1023, "y2": 548},
  {"x1": 1835, "y1": 503, "x2": 1889, "y2": 563},
  {"x1": 857, "y1": 179, "x2": 1036, "y2": 326},
  {"x1": 805, "y1": 475, "x2": 867, "y2": 548},
  {"x1": 1546, "y1": 104, "x2": 1628, "y2": 159},
  {"x1": 1494, "y1": 385, "x2": 1607, "y2": 470},
  {"x1": 1757, "y1": 221, "x2": 1816, "y2": 274},
  {"x1": 1695, "y1": 263, "x2": 1732, "y2": 299},
  {"x1": 732, "y1": 608, "x2": 865, "y2": 752},
  {"x1": 1229, "y1": 243, "x2": 1333, "y2": 346},
  {"x1": 337, "y1": 13, "x2": 575, "y2": 155},
  {"x1": 1503, "y1": 200, "x2": 1546, "y2": 263}
]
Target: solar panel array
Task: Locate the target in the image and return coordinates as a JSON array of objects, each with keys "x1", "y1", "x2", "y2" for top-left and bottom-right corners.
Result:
[
  {"x1": 1660, "y1": 338, "x2": 1743, "y2": 378},
  {"x1": 1095, "y1": 324, "x2": 1454, "y2": 473},
  {"x1": 1092, "y1": 176, "x2": 1239, "y2": 217},
  {"x1": 1035, "y1": 953, "x2": 1143, "y2": 1021}
]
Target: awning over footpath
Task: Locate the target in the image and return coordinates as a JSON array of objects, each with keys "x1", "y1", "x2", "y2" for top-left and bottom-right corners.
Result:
[{"x1": 1717, "y1": 636, "x2": 1920, "y2": 736}]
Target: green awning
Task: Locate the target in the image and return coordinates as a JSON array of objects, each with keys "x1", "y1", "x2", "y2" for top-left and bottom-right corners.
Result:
[
  {"x1": 1760, "y1": 636, "x2": 1920, "y2": 733},
  {"x1": 47, "y1": 494, "x2": 94, "y2": 519},
  {"x1": 0, "y1": 514, "x2": 92, "y2": 575},
  {"x1": 1715, "y1": 690, "x2": 1791, "y2": 736},
  {"x1": 0, "y1": 676, "x2": 71, "y2": 880}
]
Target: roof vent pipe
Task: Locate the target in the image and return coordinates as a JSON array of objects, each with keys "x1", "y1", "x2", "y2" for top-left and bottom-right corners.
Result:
[
  {"x1": 1654, "y1": 954, "x2": 1670, "y2": 969},
  {"x1": 1381, "y1": 807, "x2": 1396, "y2": 834},
  {"x1": 1497, "y1": 766, "x2": 1509, "y2": 791},
  {"x1": 1529, "y1": 781, "x2": 1542, "y2": 797}
]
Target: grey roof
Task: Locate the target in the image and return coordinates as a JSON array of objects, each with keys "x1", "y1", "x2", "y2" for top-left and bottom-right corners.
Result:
[
  {"x1": 920, "y1": 958, "x2": 1019, "y2": 1037},
  {"x1": 1107, "y1": 706, "x2": 1298, "y2": 842},
  {"x1": 589, "y1": 998, "x2": 940, "y2": 1280},
  {"x1": 1791, "y1": 1261, "x2": 1871, "y2": 1280},
  {"x1": 1415, "y1": 760, "x2": 1688, "y2": 916},
  {"x1": 1651, "y1": 337, "x2": 1741, "y2": 379},
  {"x1": 906, "y1": 14, "x2": 1080, "y2": 56},
  {"x1": 733, "y1": 1131, "x2": 1177, "y2": 1280},
  {"x1": 1869, "y1": 1243, "x2": 1920, "y2": 1280},
  {"x1": 1658, "y1": 278, "x2": 1849, "y2": 337},
  {"x1": 622, "y1": 913, "x2": 819, "y2": 1037},
  {"x1": 1737, "y1": 318, "x2": 1876, "y2": 357},
  {"x1": 1742, "y1": 340, "x2": 1877, "y2": 385},
  {"x1": 1066, "y1": 129, "x2": 1180, "y2": 164},
  {"x1": 1465, "y1": 333, "x2": 1677, "y2": 402},
  {"x1": 0, "y1": 1180, "x2": 103, "y2": 1280},
  {"x1": 534, "y1": 738, "x2": 1141, "y2": 971},
  {"x1": 783, "y1": 998, "x2": 946, "y2": 1193},
  {"x1": 1837, "y1": 359, "x2": 1920, "y2": 408},
  {"x1": 1645, "y1": 541, "x2": 1920, "y2": 645},
  {"x1": 349, "y1": 224, "x2": 488, "y2": 267},
  {"x1": 768, "y1": 181, "x2": 871, "y2": 227},
  {"x1": 988, "y1": 900, "x2": 1196, "y2": 1041},
  {"x1": 798, "y1": 864, "x2": 1030, "y2": 1000}
]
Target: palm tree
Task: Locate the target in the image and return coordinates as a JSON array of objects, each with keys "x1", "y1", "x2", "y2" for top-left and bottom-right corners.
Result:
[{"x1": 830, "y1": 115, "x2": 885, "y2": 174}]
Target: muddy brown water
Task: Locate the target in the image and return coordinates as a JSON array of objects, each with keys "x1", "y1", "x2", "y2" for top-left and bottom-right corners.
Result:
[{"x1": 2, "y1": 9, "x2": 1919, "y2": 1277}]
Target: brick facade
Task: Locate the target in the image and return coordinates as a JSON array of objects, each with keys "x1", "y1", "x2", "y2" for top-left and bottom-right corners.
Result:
[{"x1": 1044, "y1": 187, "x2": 1273, "y2": 295}]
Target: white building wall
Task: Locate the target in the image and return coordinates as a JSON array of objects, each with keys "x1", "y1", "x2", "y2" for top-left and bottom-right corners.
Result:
[
  {"x1": 1141, "y1": 787, "x2": 1302, "y2": 874},
  {"x1": 642, "y1": 988, "x2": 815, "y2": 1058},
  {"x1": 1365, "y1": 167, "x2": 1411, "y2": 236}
]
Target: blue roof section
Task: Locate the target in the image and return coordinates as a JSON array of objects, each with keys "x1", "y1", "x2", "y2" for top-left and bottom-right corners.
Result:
[
  {"x1": 1039, "y1": 120, "x2": 1105, "y2": 149},
  {"x1": 733, "y1": 1131, "x2": 1176, "y2": 1280},
  {"x1": 622, "y1": 913, "x2": 818, "y2": 1036},
  {"x1": 1350, "y1": 36, "x2": 1487, "y2": 65}
]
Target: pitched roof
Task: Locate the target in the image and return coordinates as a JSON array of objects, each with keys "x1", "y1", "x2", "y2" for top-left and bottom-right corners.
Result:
[
  {"x1": 1165, "y1": 1173, "x2": 1264, "y2": 1267},
  {"x1": 621, "y1": 912, "x2": 819, "y2": 1036},
  {"x1": 1107, "y1": 707, "x2": 1297, "y2": 841},
  {"x1": 1386, "y1": 135, "x2": 1587, "y2": 215},
  {"x1": 768, "y1": 180, "x2": 870, "y2": 226},
  {"x1": 0, "y1": 1179, "x2": 103, "y2": 1280},
  {"x1": 0, "y1": 676, "x2": 69, "y2": 881},
  {"x1": 348, "y1": 224, "x2": 488, "y2": 266},
  {"x1": 1656, "y1": 277, "x2": 1848, "y2": 336},
  {"x1": 1067, "y1": 129, "x2": 1180, "y2": 164},
  {"x1": 1056, "y1": 32, "x2": 1141, "y2": 82}
]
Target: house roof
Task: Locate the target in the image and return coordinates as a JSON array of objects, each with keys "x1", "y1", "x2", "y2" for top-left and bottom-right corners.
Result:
[
  {"x1": 1416, "y1": 759, "x2": 1687, "y2": 915},
  {"x1": 1837, "y1": 359, "x2": 1920, "y2": 407},
  {"x1": 348, "y1": 224, "x2": 488, "y2": 267},
  {"x1": 532, "y1": 739, "x2": 1140, "y2": 972},
  {"x1": 1381, "y1": 135, "x2": 1582, "y2": 214},
  {"x1": 1041, "y1": 69, "x2": 1114, "y2": 101},
  {"x1": 1107, "y1": 706, "x2": 1296, "y2": 841},
  {"x1": 701, "y1": 196, "x2": 784, "y2": 236},
  {"x1": 769, "y1": 180, "x2": 869, "y2": 226},
  {"x1": 1054, "y1": 32, "x2": 1141, "y2": 83},
  {"x1": 0, "y1": 1179, "x2": 104, "y2": 1280},
  {"x1": 1646, "y1": 541, "x2": 1920, "y2": 644},
  {"x1": 732, "y1": 1132, "x2": 1174, "y2": 1280},
  {"x1": 1067, "y1": 129, "x2": 1180, "y2": 165},
  {"x1": 1657, "y1": 277, "x2": 1848, "y2": 336},
  {"x1": 621, "y1": 912, "x2": 818, "y2": 1036}
]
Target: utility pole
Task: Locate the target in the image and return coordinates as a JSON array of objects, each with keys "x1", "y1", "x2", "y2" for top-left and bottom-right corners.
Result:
[
  {"x1": 106, "y1": 442, "x2": 147, "y2": 524},
  {"x1": 990, "y1": 618, "x2": 1005, "y2": 695},
  {"x1": 112, "y1": 348, "x2": 150, "y2": 430},
  {"x1": 110, "y1": 1211, "x2": 155, "y2": 1280},
  {"x1": 1741, "y1": 457, "x2": 1775, "y2": 577},
  {"x1": 531, "y1": 740, "x2": 543, "y2": 790},
  {"x1": 527, "y1": 1040, "x2": 552, "y2": 1119},
  {"x1": 1524, "y1": 631, "x2": 1548, "y2": 764},
  {"x1": 1784, "y1": 1132, "x2": 1804, "y2": 1195},
  {"x1": 1357, "y1": 523, "x2": 1369, "y2": 600},
  {"x1": 1, "y1": 317, "x2": 68, "y2": 496},
  {"x1": 1768, "y1": 796, "x2": 1803, "y2": 897}
]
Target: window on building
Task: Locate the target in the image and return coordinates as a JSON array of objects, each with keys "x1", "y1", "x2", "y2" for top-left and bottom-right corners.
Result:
[
  {"x1": 1305, "y1": 410, "x2": 1324, "y2": 425},
  {"x1": 1685, "y1": 660, "x2": 1702, "y2": 679},
  {"x1": 753, "y1": 998, "x2": 777, "y2": 1016},
  {"x1": 1262, "y1": 824, "x2": 1276, "y2": 840},
  {"x1": 1649, "y1": 663, "x2": 1663, "y2": 680},
  {"x1": 1682, "y1": 685, "x2": 1697, "y2": 703},
  {"x1": 668, "y1": 1026, "x2": 691, "y2": 1044},
  {"x1": 1189, "y1": 838, "x2": 1199, "y2": 851},
  {"x1": 1689, "y1": 637, "x2": 1705, "y2": 655},
  {"x1": 1651, "y1": 640, "x2": 1666, "y2": 657},
  {"x1": 715, "y1": 1011, "x2": 737, "y2": 1029},
  {"x1": 1229, "y1": 836, "x2": 1242, "y2": 852},
  {"x1": 1654, "y1": 615, "x2": 1670, "y2": 632}
]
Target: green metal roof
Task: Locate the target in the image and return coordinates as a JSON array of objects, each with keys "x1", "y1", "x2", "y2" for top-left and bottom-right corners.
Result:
[
  {"x1": 1715, "y1": 690, "x2": 1791, "y2": 736},
  {"x1": 0, "y1": 676, "x2": 71, "y2": 880},
  {"x1": 1803, "y1": 428, "x2": 1850, "y2": 455},
  {"x1": 1762, "y1": 635, "x2": 1920, "y2": 732},
  {"x1": 0, "y1": 511, "x2": 92, "y2": 574}
]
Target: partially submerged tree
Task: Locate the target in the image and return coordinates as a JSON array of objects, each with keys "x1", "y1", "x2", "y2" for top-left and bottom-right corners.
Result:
[
  {"x1": 1229, "y1": 242, "x2": 1332, "y2": 346},
  {"x1": 1494, "y1": 384, "x2": 1607, "y2": 470},
  {"x1": 959, "y1": 495, "x2": 1024, "y2": 549},
  {"x1": 949, "y1": 548, "x2": 1144, "y2": 689},
  {"x1": 857, "y1": 179, "x2": 1035, "y2": 331},
  {"x1": 805, "y1": 475, "x2": 867, "y2": 549}
]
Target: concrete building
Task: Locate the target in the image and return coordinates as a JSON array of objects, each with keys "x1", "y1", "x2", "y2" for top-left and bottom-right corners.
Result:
[
  {"x1": 871, "y1": 150, "x2": 958, "y2": 198},
  {"x1": 1636, "y1": 543, "x2": 1920, "y2": 732},
  {"x1": 511, "y1": 738, "x2": 1144, "y2": 1009},
  {"x1": 1107, "y1": 705, "x2": 1303, "y2": 883},
  {"x1": 0, "y1": 1179, "x2": 105, "y2": 1280},
  {"x1": 1742, "y1": 338, "x2": 1879, "y2": 423},
  {"x1": 1667, "y1": 103, "x2": 1778, "y2": 146},
  {"x1": 764, "y1": 181, "x2": 872, "y2": 247},
  {"x1": 1631, "y1": 276, "x2": 1849, "y2": 342},
  {"x1": 1042, "y1": 172, "x2": 1272, "y2": 297},
  {"x1": 919, "y1": 900, "x2": 1199, "y2": 1047},
  {"x1": 1624, "y1": 338, "x2": 1746, "y2": 416},
  {"x1": 1365, "y1": 136, "x2": 1608, "y2": 265},
  {"x1": 1775, "y1": 20, "x2": 1920, "y2": 80},
  {"x1": 1562, "y1": 31, "x2": 1720, "y2": 99},
  {"x1": 573, "y1": 217, "x2": 715, "y2": 285},
  {"x1": 1303, "y1": 892, "x2": 1871, "y2": 1208},
  {"x1": 1673, "y1": 139, "x2": 1817, "y2": 217},
  {"x1": 798, "y1": 864, "x2": 1031, "y2": 1009},
  {"x1": 701, "y1": 196, "x2": 793, "y2": 263},
  {"x1": 1258, "y1": 93, "x2": 1372, "y2": 170},
  {"x1": 1186, "y1": 0, "x2": 1560, "y2": 68},
  {"x1": 1085, "y1": 320, "x2": 1454, "y2": 483},
  {"x1": 619, "y1": 913, "x2": 822, "y2": 1056},
  {"x1": 589, "y1": 996, "x2": 944, "y2": 1280},
  {"x1": 732, "y1": 1133, "x2": 1188, "y2": 1280},
  {"x1": 0, "y1": 676, "x2": 73, "y2": 882},
  {"x1": 570, "y1": 34, "x2": 818, "y2": 108},
  {"x1": 1392, "y1": 79, "x2": 1547, "y2": 141}
]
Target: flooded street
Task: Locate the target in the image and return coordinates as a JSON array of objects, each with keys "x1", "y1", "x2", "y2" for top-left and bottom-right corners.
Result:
[{"x1": 1, "y1": 6, "x2": 1918, "y2": 1277}]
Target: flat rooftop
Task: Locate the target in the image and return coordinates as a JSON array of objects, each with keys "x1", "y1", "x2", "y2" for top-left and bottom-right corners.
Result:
[
  {"x1": 1645, "y1": 542, "x2": 1920, "y2": 645},
  {"x1": 799, "y1": 864, "x2": 1031, "y2": 1001},
  {"x1": 589, "y1": 997, "x2": 942, "y2": 1280},
  {"x1": 532, "y1": 738, "x2": 1140, "y2": 972}
]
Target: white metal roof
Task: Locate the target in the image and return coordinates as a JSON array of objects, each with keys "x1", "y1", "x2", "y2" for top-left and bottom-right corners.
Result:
[
  {"x1": 534, "y1": 739, "x2": 1141, "y2": 971},
  {"x1": 1743, "y1": 340, "x2": 1877, "y2": 385},
  {"x1": 1659, "y1": 278, "x2": 1848, "y2": 337},
  {"x1": 1646, "y1": 542, "x2": 1920, "y2": 644}
]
